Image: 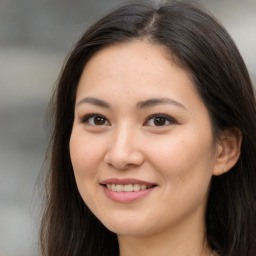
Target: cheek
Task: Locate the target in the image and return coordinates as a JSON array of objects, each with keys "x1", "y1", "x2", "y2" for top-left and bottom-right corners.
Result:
[
  {"x1": 69, "y1": 131, "x2": 104, "y2": 205},
  {"x1": 69, "y1": 133, "x2": 106, "y2": 211},
  {"x1": 69, "y1": 131, "x2": 104, "y2": 177},
  {"x1": 152, "y1": 135, "x2": 214, "y2": 213},
  {"x1": 146, "y1": 129, "x2": 215, "y2": 183}
]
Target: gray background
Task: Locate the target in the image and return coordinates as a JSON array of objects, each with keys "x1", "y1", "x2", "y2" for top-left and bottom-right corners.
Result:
[{"x1": 0, "y1": 0, "x2": 255, "y2": 255}]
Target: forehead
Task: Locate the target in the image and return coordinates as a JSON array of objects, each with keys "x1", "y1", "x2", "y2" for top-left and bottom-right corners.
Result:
[
  {"x1": 76, "y1": 40, "x2": 199, "y2": 102},
  {"x1": 84, "y1": 40, "x2": 172, "y2": 79}
]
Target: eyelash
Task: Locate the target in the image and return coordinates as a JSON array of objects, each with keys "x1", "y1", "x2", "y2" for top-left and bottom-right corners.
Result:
[
  {"x1": 81, "y1": 113, "x2": 110, "y2": 126},
  {"x1": 81, "y1": 113, "x2": 177, "y2": 127},
  {"x1": 144, "y1": 113, "x2": 177, "y2": 127}
]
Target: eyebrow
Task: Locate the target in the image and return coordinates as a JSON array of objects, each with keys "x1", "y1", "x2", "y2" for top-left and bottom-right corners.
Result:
[
  {"x1": 136, "y1": 98, "x2": 186, "y2": 110},
  {"x1": 76, "y1": 97, "x2": 186, "y2": 110},
  {"x1": 76, "y1": 97, "x2": 111, "y2": 108}
]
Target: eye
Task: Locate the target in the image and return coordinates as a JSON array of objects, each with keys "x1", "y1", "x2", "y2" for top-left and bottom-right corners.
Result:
[
  {"x1": 144, "y1": 114, "x2": 177, "y2": 127},
  {"x1": 81, "y1": 114, "x2": 110, "y2": 126}
]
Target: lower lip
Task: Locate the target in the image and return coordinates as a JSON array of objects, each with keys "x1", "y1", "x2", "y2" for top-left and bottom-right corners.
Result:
[{"x1": 102, "y1": 185, "x2": 156, "y2": 203}]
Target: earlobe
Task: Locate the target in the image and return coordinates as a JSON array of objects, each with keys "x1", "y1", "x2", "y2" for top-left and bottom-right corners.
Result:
[{"x1": 212, "y1": 128, "x2": 242, "y2": 176}]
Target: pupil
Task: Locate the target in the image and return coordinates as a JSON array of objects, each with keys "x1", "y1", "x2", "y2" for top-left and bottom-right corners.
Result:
[
  {"x1": 154, "y1": 117, "x2": 166, "y2": 126},
  {"x1": 95, "y1": 116, "x2": 105, "y2": 125}
]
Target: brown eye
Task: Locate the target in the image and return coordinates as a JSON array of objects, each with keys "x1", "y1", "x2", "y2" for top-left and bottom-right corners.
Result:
[
  {"x1": 153, "y1": 117, "x2": 167, "y2": 126},
  {"x1": 82, "y1": 114, "x2": 110, "y2": 126},
  {"x1": 144, "y1": 114, "x2": 177, "y2": 127},
  {"x1": 94, "y1": 116, "x2": 106, "y2": 125}
]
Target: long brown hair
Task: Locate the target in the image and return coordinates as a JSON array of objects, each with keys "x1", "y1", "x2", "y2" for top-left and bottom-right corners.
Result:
[{"x1": 40, "y1": 1, "x2": 256, "y2": 255}]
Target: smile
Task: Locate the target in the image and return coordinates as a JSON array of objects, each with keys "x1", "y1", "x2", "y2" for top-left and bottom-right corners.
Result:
[
  {"x1": 105, "y1": 184, "x2": 154, "y2": 192},
  {"x1": 100, "y1": 178, "x2": 157, "y2": 202}
]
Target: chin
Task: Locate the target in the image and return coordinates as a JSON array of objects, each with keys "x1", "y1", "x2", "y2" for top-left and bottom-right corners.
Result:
[
  {"x1": 99, "y1": 214, "x2": 156, "y2": 237},
  {"x1": 107, "y1": 224, "x2": 149, "y2": 237}
]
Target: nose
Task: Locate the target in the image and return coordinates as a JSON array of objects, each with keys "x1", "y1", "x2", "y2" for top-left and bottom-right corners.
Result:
[{"x1": 104, "y1": 125, "x2": 145, "y2": 170}]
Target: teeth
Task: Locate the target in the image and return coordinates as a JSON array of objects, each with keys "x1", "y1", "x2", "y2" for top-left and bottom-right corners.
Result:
[
  {"x1": 116, "y1": 184, "x2": 123, "y2": 192},
  {"x1": 124, "y1": 184, "x2": 133, "y2": 192},
  {"x1": 134, "y1": 184, "x2": 140, "y2": 191},
  {"x1": 111, "y1": 184, "x2": 116, "y2": 192},
  {"x1": 106, "y1": 184, "x2": 153, "y2": 192},
  {"x1": 140, "y1": 184, "x2": 146, "y2": 190}
]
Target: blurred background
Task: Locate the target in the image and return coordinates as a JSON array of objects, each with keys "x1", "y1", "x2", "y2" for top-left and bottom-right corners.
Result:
[{"x1": 0, "y1": 0, "x2": 255, "y2": 255}]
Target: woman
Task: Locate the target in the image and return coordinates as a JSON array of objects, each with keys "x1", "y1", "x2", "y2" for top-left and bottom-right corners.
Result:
[{"x1": 40, "y1": 1, "x2": 256, "y2": 256}]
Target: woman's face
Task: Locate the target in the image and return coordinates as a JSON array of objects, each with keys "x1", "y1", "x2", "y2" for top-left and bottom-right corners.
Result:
[{"x1": 70, "y1": 40, "x2": 219, "y2": 238}]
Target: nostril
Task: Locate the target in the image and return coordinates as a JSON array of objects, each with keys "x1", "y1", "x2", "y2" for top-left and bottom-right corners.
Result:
[{"x1": 104, "y1": 149, "x2": 145, "y2": 170}]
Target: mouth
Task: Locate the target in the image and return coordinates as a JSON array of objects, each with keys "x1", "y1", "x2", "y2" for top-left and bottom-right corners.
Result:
[
  {"x1": 104, "y1": 183, "x2": 155, "y2": 192},
  {"x1": 101, "y1": 180, "x2": 157, "y2": 202},
  {"x1": 100, "y1": 178, "x2": 157, "y2": 202}
]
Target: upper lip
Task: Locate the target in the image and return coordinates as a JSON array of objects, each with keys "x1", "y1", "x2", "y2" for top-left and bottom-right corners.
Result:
[{"x1": 100, "y1": 178, "x2": 157, "y2": 186}]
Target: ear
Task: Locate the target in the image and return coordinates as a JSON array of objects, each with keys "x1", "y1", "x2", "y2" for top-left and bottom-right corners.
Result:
[{"x1": 213, "y1": 128, "x2": 242, "y2": 176}]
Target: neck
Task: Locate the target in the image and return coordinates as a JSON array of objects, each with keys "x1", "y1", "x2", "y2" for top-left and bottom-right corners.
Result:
[
  {"x1": 118, "y1": 210, "x2": 211, "y2": 256},
  {"x1": 118, "y1": 232, "x2": 211, "y2": 256}
]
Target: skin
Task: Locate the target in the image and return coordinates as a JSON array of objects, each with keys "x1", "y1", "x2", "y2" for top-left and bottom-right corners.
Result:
[{"x1": 69, "y1": 40, "x2": 241, "y2": 256}]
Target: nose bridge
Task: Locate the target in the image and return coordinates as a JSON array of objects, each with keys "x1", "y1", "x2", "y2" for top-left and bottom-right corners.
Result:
[
  {"x1": 104, "y1": 122, "x2": 144, "y2": 169},
  {"x1": 115, "y1": 121, "x2": 134, "y2": 147}
]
